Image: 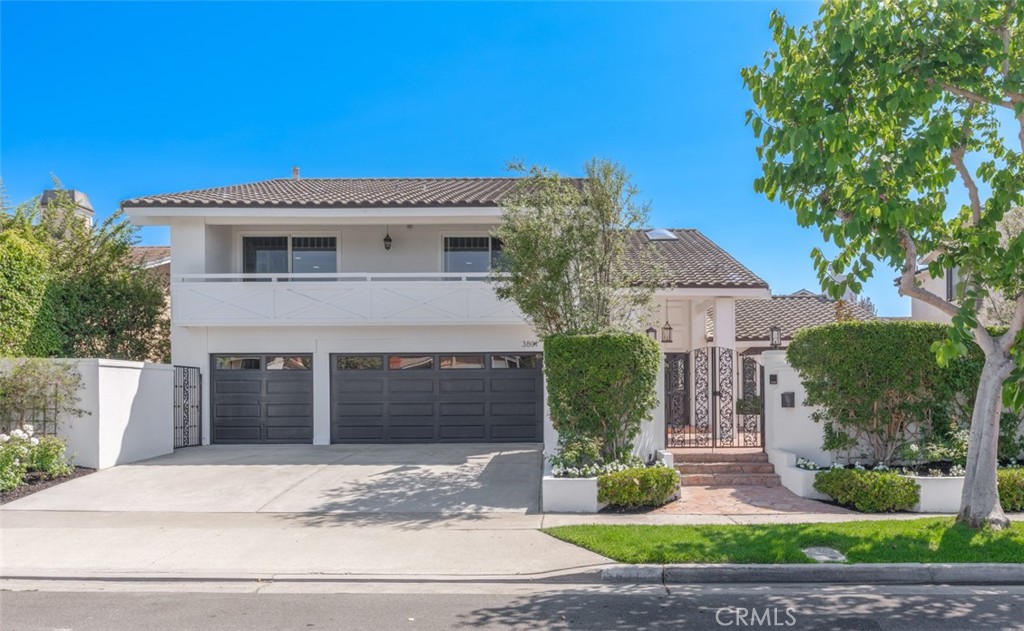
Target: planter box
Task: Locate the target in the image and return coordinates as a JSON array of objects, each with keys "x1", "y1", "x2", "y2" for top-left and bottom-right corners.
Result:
[
  {"x1": 905, "y1": 475, "x2": 964, "y2": 513},
  {"x1": 542, "y1": 471, "x2": 606, "y2": 513},
  {"x1": 767, "y1": 448, "x2": 830, "y2": 500}
]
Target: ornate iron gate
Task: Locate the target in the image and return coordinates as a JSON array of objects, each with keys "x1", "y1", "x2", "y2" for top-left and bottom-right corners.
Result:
[
  {"x1": 174, "y1": 365, "x2": 201, "y2": 448},
  {"x1": 666, "y1": 348, "x2": 763, "y2": 448}
]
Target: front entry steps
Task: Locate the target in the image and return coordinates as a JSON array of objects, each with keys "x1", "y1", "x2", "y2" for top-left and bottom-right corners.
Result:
[{"x1": 674, "y1": 451, "x2": 781, "y2": 487}]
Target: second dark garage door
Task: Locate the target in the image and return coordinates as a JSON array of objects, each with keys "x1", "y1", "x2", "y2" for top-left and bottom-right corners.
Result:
[{"x1": 330, "y1": 353, "x2": 542, "y2": 443}]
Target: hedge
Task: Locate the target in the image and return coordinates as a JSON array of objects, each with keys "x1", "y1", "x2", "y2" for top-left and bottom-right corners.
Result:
[
  {"x1": 787, "y1": 321, "x2": 984, "y2": 464},
  {"x1": 0, "y1": 230, "x2": 61, "y2": 357},
  {"x1": 813, "y1": 468, "x2": 920, "y2": 512},
  {"x1": 544, "y1": 332, "x2": 660, "y2": 461},
  {"x1": 998, "y1": 468, "x2": 1024, "y2": 512},
  {"x1": 598, "y1": 466, "x2": 680, "y2": 508}
]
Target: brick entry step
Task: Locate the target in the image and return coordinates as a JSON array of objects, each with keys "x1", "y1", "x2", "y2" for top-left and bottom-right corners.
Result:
[{"x1": 674, "y1": 451, "x2": 782, "y2": 487}]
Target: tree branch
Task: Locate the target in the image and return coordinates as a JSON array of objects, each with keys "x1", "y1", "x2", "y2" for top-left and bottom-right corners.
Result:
[
  {"x1": 896, "y1": 229, "x2": 960, "y2": 319},
  {"x1": 950, "y1": 145, "x2": 983, "y2": 225},
  {"x1": 1001, "y1": 294, "x2": 1024, "y2": 353},
  {"x1": 941, "y1": 83, "x2": 1014, "y2": 109}
]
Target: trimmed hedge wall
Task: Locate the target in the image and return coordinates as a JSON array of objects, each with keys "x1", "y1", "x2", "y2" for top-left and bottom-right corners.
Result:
[
  {"x1": 0, "y1": 230, "x2": 61, "y2": 357},
  {"x1": 814, "y1": 468, "x2": 920, "y2": 512},
  {"x1": 598, "y1": 466, "x2": 680, "y2": 508},
  {"x1": 787, "y1": 321, "x2": 984, "y2": 463},
  {"x1": 544, "y1": 332, "x2": 660, "y2": 461},
  {"x1": 998, "y1": 468, "x2": 1024, "y2": 512}
]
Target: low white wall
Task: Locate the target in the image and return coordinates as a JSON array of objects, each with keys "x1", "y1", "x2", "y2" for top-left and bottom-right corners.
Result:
[
  {"x1": 541, "y1": 469, "x2": 605, "y2": 513},
  {"x1": 2, "y1": 358, "x2": 174, "y2": 470},
  {"x1": 771, "y1": 450, "x2": 830, "y2": 501},
  {"x1": 762, "y1": 351, "x2": 831, "y2": 473},
  {"x1": 909, "y1": 476, "x2": 964, "y2": 513}
]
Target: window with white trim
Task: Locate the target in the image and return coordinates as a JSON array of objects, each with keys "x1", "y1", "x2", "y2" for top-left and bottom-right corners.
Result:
[{"x1": 242, "y1": 236, "x2": 337, "y2": 274}]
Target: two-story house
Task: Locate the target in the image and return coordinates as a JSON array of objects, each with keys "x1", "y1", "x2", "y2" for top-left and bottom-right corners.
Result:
[{"x1": 123, "y1": 175, "x2": 770, "y2": 454}]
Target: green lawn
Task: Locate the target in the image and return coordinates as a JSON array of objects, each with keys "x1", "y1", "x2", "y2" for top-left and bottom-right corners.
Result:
[{"x1": 543, "y1": 518, "x2": 1024, "y2": 564}]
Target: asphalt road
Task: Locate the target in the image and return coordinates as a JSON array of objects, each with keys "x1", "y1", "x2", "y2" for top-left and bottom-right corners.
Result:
[{"x1": 2, "y1": 582, "x2": 1024, "y2": 631}]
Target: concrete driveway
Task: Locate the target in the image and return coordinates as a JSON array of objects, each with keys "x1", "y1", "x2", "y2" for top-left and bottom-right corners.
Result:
[{"x1": 1, "y1": 444, "x2": 543, "y2": 515}]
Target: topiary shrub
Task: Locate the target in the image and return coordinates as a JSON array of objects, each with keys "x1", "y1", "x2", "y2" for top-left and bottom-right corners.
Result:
[
  {"x1": 813, "y1": 468, "x2": 920, "y2": 512},
  {"x1": 544, "y1": 332, "x2": 660, "y2": 461},
  {"x1": 787, "y1": 321, "x2": 984, "y2": 464},
  {"x1": 598, "y1": 466, "x2": 680, "y2": 508},
  {"x1": 997, "y1": 468, "x2": 1024, "y2": 512}
]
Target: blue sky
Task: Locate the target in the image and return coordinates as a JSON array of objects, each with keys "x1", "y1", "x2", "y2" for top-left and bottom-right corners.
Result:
[{"x1": 0, "y1": 1, "x2": 910, "y2": 315}]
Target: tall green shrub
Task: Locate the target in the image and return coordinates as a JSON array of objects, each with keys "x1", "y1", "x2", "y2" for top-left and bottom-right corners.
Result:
[
  {"x1": 0, "y1": 231, "x2": 61, "y2": 356},
  {"x1": 544, "y1": 332, "x2": 660, "y2": 461},
  {"x1": 787, "y1": 321, "x2": 984, "y2": 464}
]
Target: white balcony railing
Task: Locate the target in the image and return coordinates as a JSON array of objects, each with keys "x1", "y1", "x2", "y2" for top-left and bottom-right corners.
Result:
[{"x1": 170, "y1": 273, "x2": 525, "y2": 326}]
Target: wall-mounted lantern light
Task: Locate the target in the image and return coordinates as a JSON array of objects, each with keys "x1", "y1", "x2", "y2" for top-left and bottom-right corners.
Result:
[
  {"x1": 383, "y1": 226, "x2": 393, "y2": 251},
  {"x1": 646, "y1": 326, "x2": 658, "y2": 341},
  {"x1": 661, "y1": 321, "x2": 673, "y2": 344},
  {"x1": 769, "y1": 325, "x2": 782, "y2": 348}
]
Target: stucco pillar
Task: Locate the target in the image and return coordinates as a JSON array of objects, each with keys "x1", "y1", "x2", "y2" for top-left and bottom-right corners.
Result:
[
  {"x1": 712, "y1": 297, "x2": 736, "y2": 350},
  {"x1": 312, "y1": 344, "x2": 331, "y2": 445}
]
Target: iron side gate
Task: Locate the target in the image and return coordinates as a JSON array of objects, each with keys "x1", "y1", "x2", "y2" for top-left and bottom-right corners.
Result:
[
  {"x1": 665, "y1": 348, "x2": 764, "y2": 448},
  {"x1": 173, "y1": 365, "x2": 202, "y2": 448}
]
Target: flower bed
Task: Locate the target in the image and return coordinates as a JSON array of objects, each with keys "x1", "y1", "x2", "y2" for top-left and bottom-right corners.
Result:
[
  {"x1": 0, "y1": 425, "x2": 75, "y2": 493},
  {"x1": 542, "y1": 450, "x2": 676, "y2": 513}
]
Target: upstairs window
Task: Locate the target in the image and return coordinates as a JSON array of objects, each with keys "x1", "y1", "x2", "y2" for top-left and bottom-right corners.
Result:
[
  {"x1": 443, "y1": 236, "x2": 502, "y2": 273},
  {"x1": 243, "y1": 235, "x2": 337, "y2": 274}
]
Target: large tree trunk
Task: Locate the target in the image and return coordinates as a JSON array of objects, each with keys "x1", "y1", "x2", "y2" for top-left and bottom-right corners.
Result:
[{"x1": 958, "y1": 354, "x2": 1014, "y2": 529}]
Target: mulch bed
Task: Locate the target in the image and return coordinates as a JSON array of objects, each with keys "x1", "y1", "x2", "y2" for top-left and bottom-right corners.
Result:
[{"x1": 0, "y1": 467, "x2": 95, "y2": 505}]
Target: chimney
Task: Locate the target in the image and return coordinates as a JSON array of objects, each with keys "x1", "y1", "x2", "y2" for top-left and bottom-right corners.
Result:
[
  {"x1": 40, "y1": 189, "x2": 94, "y2": 228},
  {"x1": 292, "y1": 166, "x2": 300, "y2": 181}
]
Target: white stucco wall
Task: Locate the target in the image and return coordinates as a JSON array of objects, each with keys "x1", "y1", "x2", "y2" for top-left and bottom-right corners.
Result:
[
  {"x1": 0, "y1": 359, "x2": 174, "y2": 470},
  {"x1": 911, "y1": 270, "x2": 953, "y2": 324},
  {"x1": 762, "y1": 350, "x2": 831, "y2": 467}
]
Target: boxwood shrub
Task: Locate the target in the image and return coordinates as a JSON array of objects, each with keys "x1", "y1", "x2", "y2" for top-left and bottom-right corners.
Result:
[
  {"x1": 544, "y1": 332, "x2": 660, "y2": 461},
  {"x1": 998, "y1": 468, "x2": 1024, "y2": 512},
  {"x1": 598, "y1": 466, "x2": 680, "y2": 508},
  {"x1": 813, "y1": 468, "x2": 920, "y2": 512}
]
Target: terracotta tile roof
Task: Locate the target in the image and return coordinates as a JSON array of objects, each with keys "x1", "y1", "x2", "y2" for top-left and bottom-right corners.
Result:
[
  {"x1": 132, "y1": 245, "x2": 171, "y2": 268},
  {"x1": 708, "y1": 293, "x2": 876, "y2": 342},
  {"x1": 626, "y1": 229, "x2": 768, "y2": 289},
  {"x1": 121, "y1": 177, "x2": 544, "y2": 209}
]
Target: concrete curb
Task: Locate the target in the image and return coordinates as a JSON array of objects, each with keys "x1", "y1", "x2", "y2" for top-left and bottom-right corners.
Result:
[{"x1": 601, "y1": 563, "x2": 1024, "y2": 585}]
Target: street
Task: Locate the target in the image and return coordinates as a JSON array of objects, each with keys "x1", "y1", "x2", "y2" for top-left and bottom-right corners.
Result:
[{"x1": 2, "y1": 582, "x2": 1023, "y2": 631}]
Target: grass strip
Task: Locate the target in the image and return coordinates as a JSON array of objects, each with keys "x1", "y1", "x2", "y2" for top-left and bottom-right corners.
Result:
[{"x1": 543, "y1": 518, "x2": 1024, "y2": 564}]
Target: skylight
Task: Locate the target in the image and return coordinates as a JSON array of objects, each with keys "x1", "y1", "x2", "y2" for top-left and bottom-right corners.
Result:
[{"x1": 645, "y1": 228, "x2": 678, "y2": 242}]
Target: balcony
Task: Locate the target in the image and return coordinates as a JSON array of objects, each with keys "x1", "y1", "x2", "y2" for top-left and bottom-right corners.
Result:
[{"x1": 170, "y1": 273, "x2": 525, "y2": 327}]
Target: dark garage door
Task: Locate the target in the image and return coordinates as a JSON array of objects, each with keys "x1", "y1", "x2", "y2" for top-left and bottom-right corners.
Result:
[
  {"x1": 211, "y1": 354, "x2": 314, "y2": 444},
  {"x1": 330, "y1": 353, "x2": 542, "y2": 443}
]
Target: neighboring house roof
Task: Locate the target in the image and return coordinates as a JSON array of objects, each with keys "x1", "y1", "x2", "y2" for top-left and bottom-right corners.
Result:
[
  {"x1": 132, "y1": 245, "x2": 171, "y2": 268},
  {"x1": 626, "y1": 229, "x2": 769, "y2": 289},
  {"x1": 121, "y1": 177, "x2": 559, "y2": 209},
  {"x1": 708, "y1": 293, "x2": 876, "y2": 342}
]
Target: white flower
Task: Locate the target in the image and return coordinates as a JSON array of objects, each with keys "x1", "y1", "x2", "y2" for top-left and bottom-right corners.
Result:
[
  {"x1": 11, "y1": 429, "x2": 26, "y2": 440},
  {"x1": 23, "y1": 424, "x2": 34, "y2": 435},
  {"x1": 0, "y1": 434, "x2": 9, "y2": 443},
  {"x1": 908, "y1": 444, "x2": 919, "y2": 453},
  {"x1": 29, "y1": 437, "x2": 39, "y2": 446}
]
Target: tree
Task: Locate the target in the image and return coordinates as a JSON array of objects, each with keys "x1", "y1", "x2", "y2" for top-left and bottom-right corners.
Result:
[
  {"x1": 491, "y1": 158, "x2": 659, "y2": 336},
  {"x1": 0, "y1": 186, "x2": 170, "y2": 362},
  {"x1": 743, "y1": 1, "x2": 1024, "y2": 528}
]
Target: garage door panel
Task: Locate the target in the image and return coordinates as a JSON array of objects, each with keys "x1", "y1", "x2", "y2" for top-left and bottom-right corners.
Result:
[
  {"x1": 439, "y1": 402, "x2": 486, "y2": 416},
  {"x1": 212, "y1": 354, "x2": 313, "y2": 444},
  {"x1": 266, "y1": 380, "x2": 312, "y2": 395},
  {"x1": 389, "y1": 379, "x2": 435, "y2": 394},
  {"x1": 336, "y1": 379, "x2": 385, "y2": 394},
  {"x1": 388, "y1": 402, "x2": 435, "y2": 416},
  {"x1": 333, "y1": 425, "x2": 385, "y2": 441},
  {"x1": 440, "y1": 379, "x2": 486, "y2": 393},
  {"x1": 388, "y1": 425, "x2": 436, "y2": 440},
  {"x1": 491, "y1": 378, "x2": 538, "y2": 393},
  {"x1": 440, "y1": 424, "x2": 486, "y2": 439},
  {"x1": 214, "y1": 381, "x2": 262, "y2": 394},
  {"x1": 336, "y1": 403, "x2": 385, "y2": 417}
]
